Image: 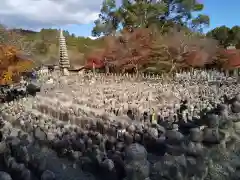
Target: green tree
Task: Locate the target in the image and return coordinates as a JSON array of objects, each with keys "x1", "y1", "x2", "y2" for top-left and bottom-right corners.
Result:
[
  {"x1": 206, "y1": 26, "x2": 230, "y2": 47},
  {"x1": 92, "y1": 0, "x2": 209, "y2": 36},
  {"x1": 119, "y1": 0, "x2": 166, "y2": 29},
  {"x1": 33, "y1": 40, "x2": 48, "y2": 54},
  {"x1": 229, "y1": 26, "x2": 240, "y2": 48},
  {"x1": 92, "y1": 0, "x2": 121, "y2": 37},
  {"x1": 191, "y1": 14, "x2": 210, "y2": 32},
  {"x1": 162, "y1": 0, "x2": 208, "y2": 28}
]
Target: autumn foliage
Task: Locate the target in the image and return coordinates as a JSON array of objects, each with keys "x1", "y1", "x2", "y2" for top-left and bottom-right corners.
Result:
[
  {"x1": 0, "y1": 44, "x2": 35, "y2": 85},
  {"x1": 216, "y1": 48, "x2": 240, "y2": 69},
  {"x1": 103, "y1": 28, "x2": 154, "y2": 72},
  {"x1": 85, "y1": 28, "x2": 223, "y2": 73},
  {"x1": 0, "y1": 26, "x2": 35, "y2": 85},
  {"x1": 84, "y1": 49, "x2": 105, "y2": 69}
]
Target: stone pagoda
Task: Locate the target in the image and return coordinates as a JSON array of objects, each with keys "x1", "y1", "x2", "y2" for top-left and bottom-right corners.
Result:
[{"x1": 59, "y1": 30, "x2": 70, "y2": 75}]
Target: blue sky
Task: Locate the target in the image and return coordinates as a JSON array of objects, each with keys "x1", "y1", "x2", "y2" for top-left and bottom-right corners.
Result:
[
  {"x1": 65, "y1": 1, "x2": 240, "y2": 37},
  {"x1": 53, "y1": 24, "x2": 96, "y2": 38},
  {"x1": 202, "y1": 1, "x2": 240, "y2": 32}
]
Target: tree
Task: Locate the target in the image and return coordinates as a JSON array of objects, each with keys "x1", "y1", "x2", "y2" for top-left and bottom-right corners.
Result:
[
  {"x1": 0, "y1": 25, "x2": 35, "y2": 55},
  {"x1": 33, "y1": 41, "x2": 48, "y2": 54},
  {"x1": 88, "y1": 26, "x2": 218, "y2": 73},
  {"x1": 149, "y1": 29, "x2": 217, "y2": 72},
  {"x1": 191, "y1": 14, "x2": 210, "y2": 32},
  {"x1": 92, "y1": 0, "x2": 209, "y2": 36},
  {"x1": 116, "y1": 28, "x2": 153, "y2": 73},
  {"x1": 92, "y1": 28, "x2": 154, "y2": 73},
  {"x1": 229, "y1": 26, "x2": 240, "y2": 48},
  {"x1": 119, "y1": 0, "x2": 166, "y2": 29},
  {"x1": 92, "y1": 0, "x2": 121, "y2": 37},
  {"x1": 206, "y1": 26, "x2": 231, "y2": 47},
  {"x1": 162, "y1": 0, "x2": 208, "y2": 29}
]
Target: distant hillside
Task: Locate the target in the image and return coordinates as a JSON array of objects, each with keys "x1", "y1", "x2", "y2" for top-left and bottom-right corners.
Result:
[{"x1": 0, "y1": 26, "x2": 104, "y2": 67}]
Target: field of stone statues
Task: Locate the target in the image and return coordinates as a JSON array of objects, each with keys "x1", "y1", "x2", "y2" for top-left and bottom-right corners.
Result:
[{"x1": 0, "y1": 70, "x2": 240, "y2": 180}]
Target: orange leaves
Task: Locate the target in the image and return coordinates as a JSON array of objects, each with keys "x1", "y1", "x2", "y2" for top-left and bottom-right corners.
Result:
[
  {"x1": 84, "y1": 49, "x2": 105, "y2": 69},
  {"x1": 0, "y1": 43, "x2": 35, "y2": 85},
  {"x1": 86, "y1": 27, "x2": 220, "y2": 72},
  {"x1": 217, "y1": 49, "x2": 240, "y2": 69},
  {"x1": 101, "y1": 28, "x2": 154, "y2": 70},
  {"x1": 0, "y1": 45, "x2": 18, "y2": 69}
]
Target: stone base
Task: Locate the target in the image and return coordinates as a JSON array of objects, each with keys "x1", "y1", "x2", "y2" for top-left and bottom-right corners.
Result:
[
  {"x1": 78, "y1": 70, "x2": 85, "y2": 76},
  {"x1": 62, "y1": 68, "x2": 69, "y2": 76}
]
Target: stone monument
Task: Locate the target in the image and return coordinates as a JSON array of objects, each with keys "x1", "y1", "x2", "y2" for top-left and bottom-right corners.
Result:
[{"x1": 59, "y1": 30, "x2": 70, "y2": 76}]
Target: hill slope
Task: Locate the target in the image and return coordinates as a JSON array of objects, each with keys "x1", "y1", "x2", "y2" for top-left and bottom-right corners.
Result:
[{"x1": 0, "y1": 26, "x2": 104, "y2": 67}]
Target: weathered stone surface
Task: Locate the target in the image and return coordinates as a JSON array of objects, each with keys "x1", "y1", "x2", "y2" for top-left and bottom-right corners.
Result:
[
  {"x1": 125, "y1": 143, "x2": 147, "y2": 162},
  {"x1": 0, "y1": 171, "x2": 12, "y2": 180}
]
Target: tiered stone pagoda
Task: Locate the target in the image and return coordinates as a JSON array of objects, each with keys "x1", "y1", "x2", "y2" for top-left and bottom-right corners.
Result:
[{"x1": 59, "y1": 30, "x2": 70, "y2": 75}]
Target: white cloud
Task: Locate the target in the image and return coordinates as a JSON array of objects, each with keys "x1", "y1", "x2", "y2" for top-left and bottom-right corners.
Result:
[
  {"x1": 0, "y1": 0, "x2": 103, "y2": 29},
  {"x1": 88, "y1": 36, "x2": 99, "y2": 40}
]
